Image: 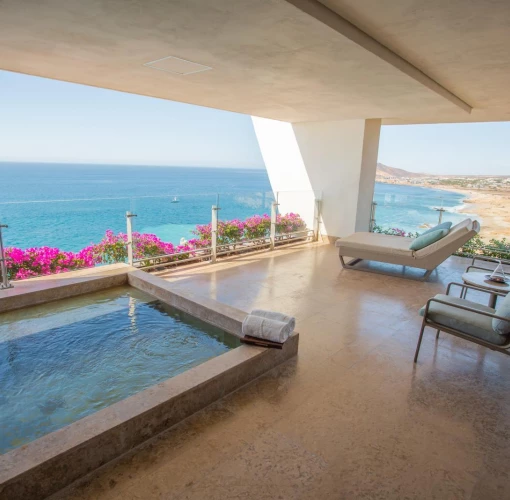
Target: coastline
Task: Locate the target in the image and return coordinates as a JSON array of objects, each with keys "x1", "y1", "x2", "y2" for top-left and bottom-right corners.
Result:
[{"x1": 415, "y1": 184, "x2": 509, "y2": 240}]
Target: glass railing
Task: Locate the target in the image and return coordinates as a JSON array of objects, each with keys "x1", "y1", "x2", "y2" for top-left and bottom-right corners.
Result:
[
  {"x1": 370, "y1": 188, "x2": 510, "y2": 259},
  {"x1": 0, "y1": 197, "x2": 131, "y2": 283},
  {"x1": 273, "y1": 190, "x2": 318, "y2": 245},
  {"x1": 0, "y1": 190, "x2": 321, "y2": 283},
  {"x1": 129, "y1": 190, "x2": 318, "y2": 270},
  {"x1": 0, "y1": 191, "x2": 319, "y2": 282},
  {"x1": 0, "y1": 196, "x2": 129, "y2": 252},
  {"x1": 371, "y1": 190, "x2": 472, "y2": 236}
]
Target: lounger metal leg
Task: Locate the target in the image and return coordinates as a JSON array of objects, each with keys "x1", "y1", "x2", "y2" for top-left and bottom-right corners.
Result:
[
  {"x1": 339, "y1": 254, "x2": 347, "y2": 269},
  {"x1": 340, "y1": 255, "x2": 436, "y2": 282},
  {"x1": 339, "y1": 255, "x2": 362, "y2": 269},
  {"x1": 422, "y1": 269, "x2": 433, "y2": 281},
  {"x1": 414, "y1": 320, "x2": 427, "y2": 363},
  {"x1": 436, "y1": 329, "x2": 440, "y2": 340}
]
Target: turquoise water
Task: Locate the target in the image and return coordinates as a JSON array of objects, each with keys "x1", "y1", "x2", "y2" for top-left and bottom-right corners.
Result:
[
  {"x1": 0, "y1": 286, "x2": 239, "y2": 453},
  {"x1": 0, "y1": 163, "x2": 274, "y2": 251},
  {"x1": 0, "y1": 162, "x2": 469, "y2": 250},
  {"x1": 373, "y1": 183, "x2": 470, "y2": 234}
]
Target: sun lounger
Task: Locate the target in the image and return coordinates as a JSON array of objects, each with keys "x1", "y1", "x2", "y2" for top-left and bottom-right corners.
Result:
[{"x1": 335, "y1": 219, "x2": 480, "y2": 281}]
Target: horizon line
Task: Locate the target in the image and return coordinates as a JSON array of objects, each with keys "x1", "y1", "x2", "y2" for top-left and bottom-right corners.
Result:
[{"x1": 0, "y1": 160, "x2": 266, "y2": 170}]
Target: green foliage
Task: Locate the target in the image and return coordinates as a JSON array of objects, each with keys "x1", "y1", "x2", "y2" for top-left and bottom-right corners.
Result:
[
  {"x1": 454, "y1": 234, "x2": 486, "y2": 258},
  {"x1": 372, "y1": 224, "x2": 419, "y2": 238},
  {"x1": 456, "y1": 236, "x2": 510, "y2": 260}
]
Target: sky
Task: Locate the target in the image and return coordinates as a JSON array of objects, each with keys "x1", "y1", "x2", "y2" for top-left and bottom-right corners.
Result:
[
  {"x1": 1, "y1": 69, "x2": 509, "y2": 175},
  {"x1": 0, "y1": 70, "x2": 265, "y2": 168},
  {"x1": 378, "y1": 122, "x2": 510, "y2": 176}
]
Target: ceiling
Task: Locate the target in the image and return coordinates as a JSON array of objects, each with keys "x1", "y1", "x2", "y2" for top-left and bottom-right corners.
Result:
[{"x1": 1, "y1": 0, "x2": 509, "y2": 124}]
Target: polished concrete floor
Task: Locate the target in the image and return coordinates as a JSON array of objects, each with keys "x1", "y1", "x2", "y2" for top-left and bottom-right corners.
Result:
[{"x1": 54, "y1": 243, "x2": 510, "y2": 500}]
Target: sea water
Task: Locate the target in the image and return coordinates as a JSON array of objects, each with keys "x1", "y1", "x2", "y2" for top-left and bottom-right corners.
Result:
[
  {"x1": 0, "y1": 162, "x2": 469, "y2": 250},
  {"x1": 373, "y1": 183, "x2": 470, "y2": 234},
  {"x1": 0, "y1": 163, "x2": 274, "y2": 251}
]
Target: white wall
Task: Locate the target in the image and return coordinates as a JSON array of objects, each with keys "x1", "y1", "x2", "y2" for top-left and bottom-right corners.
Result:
[
  {"x1": 251, "y1": 118, "x2": 316, "y2": 229},
  {"x1": 252, "y1": 117, "x2": 381, "y2": 238}
]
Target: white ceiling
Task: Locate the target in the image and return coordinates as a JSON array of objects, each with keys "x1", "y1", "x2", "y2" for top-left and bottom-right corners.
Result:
[{"x1": 1, "y1": 0, "x2": 509, "y2": 124}]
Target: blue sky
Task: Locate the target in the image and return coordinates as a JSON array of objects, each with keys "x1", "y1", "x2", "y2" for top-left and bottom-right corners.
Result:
[
  {"x1": 0, "y1": 70, "x2": 264, "y2": 168},
  {"x1": 1, "y1": 70, "x2": 509, "y2": 175},
  {"x1": 378, "y1": 121, "x2": 510, "y2": 175}
]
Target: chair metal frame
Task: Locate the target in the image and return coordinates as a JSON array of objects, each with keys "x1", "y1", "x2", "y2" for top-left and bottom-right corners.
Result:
[
  {"x1": 414, "y1": 282, "x2": 510, "y2": 363},
  {"x1": 461, "y1": 256, "x2": 509, "y2": 301},
  {"x1": 339, "y1": 255, "x2": 434, "y2": 281}
]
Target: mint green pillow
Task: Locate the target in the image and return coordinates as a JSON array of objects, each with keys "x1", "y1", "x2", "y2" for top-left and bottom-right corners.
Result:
[
  {"x1": 409, "y1": 228, "x2": 449, "y2": 251},
  {"x1": 493, "y1": 294, "x2": 510, "y2": 335},
  {"x1": 421, "y1": 221, "x2": 452, "y2": 236}
]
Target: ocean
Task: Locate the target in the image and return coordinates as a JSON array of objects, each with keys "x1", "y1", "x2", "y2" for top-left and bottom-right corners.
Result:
[
  {"x1": 0, "y1": 163, "x2": 469, "y2": 251},
  {"x1": 373, "y1": 182, "x2": 470, "y2": 234}
]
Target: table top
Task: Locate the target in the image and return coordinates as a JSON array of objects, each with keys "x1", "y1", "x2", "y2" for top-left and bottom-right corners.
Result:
[{"x1": 462, "y1": 271, "x2": 510, "y2": 292}]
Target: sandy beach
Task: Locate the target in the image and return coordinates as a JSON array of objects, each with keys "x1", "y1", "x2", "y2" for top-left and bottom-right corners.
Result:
[{"x1": 435, "y1": 186, "x2": 510, "y2": 241}]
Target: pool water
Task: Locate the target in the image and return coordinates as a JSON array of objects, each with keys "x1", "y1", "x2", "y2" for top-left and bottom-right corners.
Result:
[{"x1": 0, "y1": 286, "x2": 239, "y2": 454}]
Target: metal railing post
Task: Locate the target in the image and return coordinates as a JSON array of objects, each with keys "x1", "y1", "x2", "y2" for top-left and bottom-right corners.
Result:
[
  {"x1": 313, "y1": 198, "x2": 322, "y2": 241},
  {"x1": 434, "y1": 197, "x2": 445, "y2": 225},
  {"x1": 270, "y1": 201, "x2": 278, "y2": 250},
  {"x1": 211, "y1": 205, "x2": 219, "y2": 263},
  {"x1": 126, "y1": 211, "x2": 137, "y2": 266},
  {"x1": 0, "y1": 223, "x2": 13, "y2": 289},
  {"x1": 435, "y1": 208, "x2": 445, "y2": 224},
  {"x1": 369, "y1": 201, "x2": 377, "y2": 232}
]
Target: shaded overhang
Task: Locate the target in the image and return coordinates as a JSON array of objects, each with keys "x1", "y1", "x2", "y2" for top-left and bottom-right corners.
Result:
[{"x1": 1, "y1": 0, "x2": 509, "y2": 124}]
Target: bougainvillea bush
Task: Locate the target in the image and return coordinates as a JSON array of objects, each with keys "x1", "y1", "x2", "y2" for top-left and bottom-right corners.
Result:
[
  {"x1": 5, "y1": 246, "x2": 96, "y2": 281},
  {"x1": 192, "y1": 212, "x2": 306, "y2": 243},
  {"x1": 192, "y1": 220, "x2": 246, "y2": 245},
  {"x1": 244, "y1": 214, "x2": 271, "y2": 239},
  {"x1": 4, "y1": 213, "x2": 307, "y2": 281},
  {"x1": 276, "y1": 213, "x2": 307, "y2": 234}
]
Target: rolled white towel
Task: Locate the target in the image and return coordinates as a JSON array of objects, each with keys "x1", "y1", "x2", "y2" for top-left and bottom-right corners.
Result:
[
  {"x1": 251, "y1": 309, "x2": 296, "y2": 331},
  {"x1": 242, "y1": 315, "x2": 293, "y2": 343}
]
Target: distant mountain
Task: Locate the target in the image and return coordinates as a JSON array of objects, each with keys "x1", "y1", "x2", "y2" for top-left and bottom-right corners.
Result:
[{"x1": 376, "y1": 162, "x2": 425, "y2": 178}]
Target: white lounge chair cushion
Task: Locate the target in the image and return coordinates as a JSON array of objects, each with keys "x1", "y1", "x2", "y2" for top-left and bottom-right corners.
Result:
[
  {"x1": 335, "y1": 232, "x2": 414, "y2": 257},
  {"x1": 414, "y1": 219, "x2": 473, "y2": 258},
  {"x1": 450, "y1": 218, "x2": 472, "y2": 234}
]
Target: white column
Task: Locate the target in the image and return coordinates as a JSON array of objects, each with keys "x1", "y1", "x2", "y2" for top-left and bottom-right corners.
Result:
[{"x1": 252, "y1": 117, "x2": 381, "y2": 239}]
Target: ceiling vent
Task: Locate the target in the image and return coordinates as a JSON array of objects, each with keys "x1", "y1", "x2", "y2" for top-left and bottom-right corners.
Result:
[{"x1": 144, "y1": 56, "x2": 212, "y2": 76}]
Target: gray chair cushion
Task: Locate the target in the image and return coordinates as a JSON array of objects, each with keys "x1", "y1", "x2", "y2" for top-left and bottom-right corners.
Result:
[
  {"x1": 493, "y1": 293, "x2": 510, "y2": 335},
  {"x1": 419, "y1": 294, "x2": 509, "y2": 346}
]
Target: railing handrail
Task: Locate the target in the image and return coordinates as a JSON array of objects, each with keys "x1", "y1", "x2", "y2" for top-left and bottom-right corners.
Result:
[{"x1": 132, "y1": 229, "x2": 314, "y2": 269}]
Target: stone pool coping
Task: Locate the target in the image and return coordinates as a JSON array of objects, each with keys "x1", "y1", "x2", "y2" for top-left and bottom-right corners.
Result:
[{"x1": 0, "y1": 266, "x2": 299, "y2": 500}]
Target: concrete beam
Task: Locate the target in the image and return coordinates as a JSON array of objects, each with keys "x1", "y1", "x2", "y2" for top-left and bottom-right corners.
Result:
[{"x1": 285, "y1": 0, "x2": 472, "y2": 114}]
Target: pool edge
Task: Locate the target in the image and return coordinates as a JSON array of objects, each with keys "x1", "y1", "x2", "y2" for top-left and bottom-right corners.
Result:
[{"x1": 0, "y1": 268, "x2": 299, "y2": 500}]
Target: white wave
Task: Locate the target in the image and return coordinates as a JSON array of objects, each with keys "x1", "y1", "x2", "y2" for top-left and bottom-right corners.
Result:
[{"x1": 446, "y1": 204, "x2": 467, "y2": 213}]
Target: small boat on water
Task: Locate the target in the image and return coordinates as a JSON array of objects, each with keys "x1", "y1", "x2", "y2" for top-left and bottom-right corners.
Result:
[{"x1": 171, "y1": 196, "x2": 179, "y2": 203}]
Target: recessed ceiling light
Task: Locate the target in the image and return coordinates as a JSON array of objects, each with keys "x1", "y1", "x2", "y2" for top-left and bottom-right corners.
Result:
[{"x1": 143, "y1": 56, "x2": 212, "y2": 76}]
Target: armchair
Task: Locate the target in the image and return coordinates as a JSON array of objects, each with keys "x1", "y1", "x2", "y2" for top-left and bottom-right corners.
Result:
[{"x1": 414, "y1": 282, "x2": 510, "y2": 363}]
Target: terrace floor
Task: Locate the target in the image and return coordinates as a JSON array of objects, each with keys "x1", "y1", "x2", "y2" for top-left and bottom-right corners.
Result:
[{"x1": 54, "y1": 243, "x2": 510, "y2": 500}]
